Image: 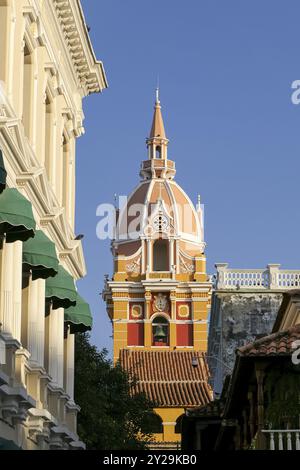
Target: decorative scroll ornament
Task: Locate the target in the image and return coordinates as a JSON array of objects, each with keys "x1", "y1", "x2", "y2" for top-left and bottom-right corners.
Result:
[
  {"x1": 126, "y1": 256, "x2": 141, "y2": 273},
  {"x1": 179, "y1": 254, "x2": 194, "y2": 273},
  {"x1": 153, "y1": 293, "x2": 169, "y2": 313}
]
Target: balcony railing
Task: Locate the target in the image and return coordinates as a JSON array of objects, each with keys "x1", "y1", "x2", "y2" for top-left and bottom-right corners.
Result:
[
  {"x1": 262, "y1": 430, "x2": 300, "y2": 450},
  {"x1": 214, "y1": 263, "x2": 300, "y2": 290}
]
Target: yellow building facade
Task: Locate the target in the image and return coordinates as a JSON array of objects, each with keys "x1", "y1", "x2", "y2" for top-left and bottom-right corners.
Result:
[
  {"x1": 0, "y1": 0, "x2": 107, "y2": 450},
  {"x1": 103, "y1": 92, "x2": 212, "y2": 448}
]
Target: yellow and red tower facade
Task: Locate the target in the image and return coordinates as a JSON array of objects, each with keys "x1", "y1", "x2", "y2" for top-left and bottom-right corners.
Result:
[{"x1": 103, "y1": 91, "x2": 212, "y2": 447}]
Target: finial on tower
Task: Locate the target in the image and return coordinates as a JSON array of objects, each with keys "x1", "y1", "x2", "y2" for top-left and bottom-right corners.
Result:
[
  {"x1": 156, "y1": 87, "x2": 160, "y2": 104},
  {"x1": 156, "y1": 74, "x2": 160, "y2": 104}
]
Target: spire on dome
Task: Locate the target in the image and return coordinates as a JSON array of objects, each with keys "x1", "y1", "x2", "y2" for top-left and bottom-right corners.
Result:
[
  {"x1": 141, "y1": 89, "x2": 176, "y2": 181},
  {"x1": 149, "y1": 88, "x2": 167, "y2": 140}
]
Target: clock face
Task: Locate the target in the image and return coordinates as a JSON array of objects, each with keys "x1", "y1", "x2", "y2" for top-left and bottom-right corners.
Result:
[{"x1": 153, "y1": 214, "x2": 169, "y2": 232}]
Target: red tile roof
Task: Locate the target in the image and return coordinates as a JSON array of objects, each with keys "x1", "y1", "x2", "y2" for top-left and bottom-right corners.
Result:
[
  {"x1": 237, "y1": 324, "x2": 300, "y2": 357},
  {"x1": 119, "y1": 349, "x2": 213, "y2": 407}
]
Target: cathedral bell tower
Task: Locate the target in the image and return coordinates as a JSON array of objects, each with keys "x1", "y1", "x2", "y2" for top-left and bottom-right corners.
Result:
[{"x1": 103, "y1": 91, "x2": 212, "y2": 448}]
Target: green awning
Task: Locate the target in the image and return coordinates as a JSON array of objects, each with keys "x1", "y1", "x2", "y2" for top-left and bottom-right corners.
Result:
[
  {"x1": 45, "y1": 265, "x2": 77, "y2": 309},
  {"x1": 23, "y1": 230, "x2": 59, "y2": 280},
  {"x1": 0, "y1": 150, "x2": 7, "y2": 193},
  {"x1": 0, "y1": 188, "x2": 35, "y2": 242},
  {"x1": 64, "y1": 294, "x2": 93, "y2": 333}
]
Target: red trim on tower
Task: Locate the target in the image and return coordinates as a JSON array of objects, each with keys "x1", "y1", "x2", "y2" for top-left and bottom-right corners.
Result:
[
  {"x1": 176, "y1": 323, "x2": 193, "y2": 346},
  {"x1": 127, "y1": 323, "x2": 144, "y2": 346}
]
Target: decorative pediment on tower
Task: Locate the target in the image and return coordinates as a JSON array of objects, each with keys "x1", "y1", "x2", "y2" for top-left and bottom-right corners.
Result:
[{"x1": 144, "y1": 193, "x2": 175, "y2": 238}]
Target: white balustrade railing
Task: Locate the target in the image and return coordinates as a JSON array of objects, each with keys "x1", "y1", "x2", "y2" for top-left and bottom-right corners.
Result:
[
  {"x1": 214, "y1": 263, "x2": 300, "y2": 290},
  {"x1": 277, "y1": 271, "x2": 300, "y2": 288},
  {"x1": 262, "y1": 430, "x2": 300, "y2": 450}
]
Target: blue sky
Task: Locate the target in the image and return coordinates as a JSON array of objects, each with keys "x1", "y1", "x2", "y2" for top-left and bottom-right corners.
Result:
[{"x1": 77, "y1": 0, "x2": 300, "y2": 352}]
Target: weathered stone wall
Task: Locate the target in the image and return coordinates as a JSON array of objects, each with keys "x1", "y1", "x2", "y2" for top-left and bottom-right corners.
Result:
[{"x1": 208, "y1": 292, "x2": 283, "y2": 394}]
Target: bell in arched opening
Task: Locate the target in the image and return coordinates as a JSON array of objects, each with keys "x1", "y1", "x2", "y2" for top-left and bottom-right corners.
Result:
[{"x1": 152, "y1": 316, "x2": 169, "y2": 346}]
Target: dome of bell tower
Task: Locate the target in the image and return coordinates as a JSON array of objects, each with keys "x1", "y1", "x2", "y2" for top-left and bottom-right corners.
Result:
[{"x1": 117, "y1": 179, "x2": 204, "y2": 254}]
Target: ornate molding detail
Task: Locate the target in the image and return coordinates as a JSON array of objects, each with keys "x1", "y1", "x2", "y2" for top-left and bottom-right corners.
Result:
[
  {"x1": 126, "y1": 255, "x2": 141, "y2": 274},
  {"x1": 53, "y1": 0, "x2": 107, "y2": 95},
  {"x1": 179, "y1": 254, "x2": 195, "y2": 273},
  {"x1": 152, "y1": 293, "x2": 170, "y2": 314}
]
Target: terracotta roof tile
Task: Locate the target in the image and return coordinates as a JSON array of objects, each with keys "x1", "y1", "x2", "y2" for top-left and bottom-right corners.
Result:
[
  {"x1": 237, "y1": 324, "x2": 300, "y2": 357},
  {"x1": 119, "y1": 350, "x2": 213, "y2": 407}
]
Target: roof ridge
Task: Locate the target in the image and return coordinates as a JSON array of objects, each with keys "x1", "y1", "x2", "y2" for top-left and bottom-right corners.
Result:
[
  {"x1": 137, "y1": 379, "x2": 209, "y2": 383},
  {"x1": 237, "y1": 323, "x2": 300, "y2": 356},
  {"x1": 124, "y1": 349, "x2": 207, "y2": 355}
]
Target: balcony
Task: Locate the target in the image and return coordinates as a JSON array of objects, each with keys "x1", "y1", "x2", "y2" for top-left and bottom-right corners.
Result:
[
  {"x1": 214, "y1": 263, "x2": 300, "y2": 290},
  {"x1": 262, "y1": 430, "x2": 300, "y2": 450}
]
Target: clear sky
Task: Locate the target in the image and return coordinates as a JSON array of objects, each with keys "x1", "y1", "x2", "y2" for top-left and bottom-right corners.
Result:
[{"x1": 76, "y1": 0, "x2": 300, "y2": 352}]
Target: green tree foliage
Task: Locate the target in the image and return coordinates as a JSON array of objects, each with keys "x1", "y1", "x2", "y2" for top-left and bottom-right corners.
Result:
[{"x1": 74, "y1": 333, "x2": 155, "y2": 449}]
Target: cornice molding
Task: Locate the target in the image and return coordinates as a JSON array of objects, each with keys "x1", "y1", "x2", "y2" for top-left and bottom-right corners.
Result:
[{"x1": 52, "y1": 0, "x2": 108, "y2": 95}]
